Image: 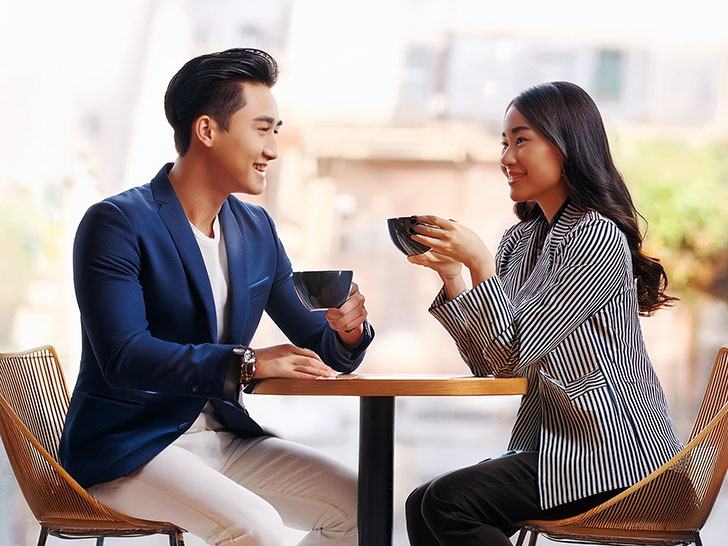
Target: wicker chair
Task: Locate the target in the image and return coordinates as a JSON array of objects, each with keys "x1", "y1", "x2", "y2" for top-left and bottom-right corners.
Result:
[
  {"x1": 516, "y1": 346, "x2": 728, "y2": 546},
  {"x1": 0, "y1": 345, "x2": 186, "y2": 545}
]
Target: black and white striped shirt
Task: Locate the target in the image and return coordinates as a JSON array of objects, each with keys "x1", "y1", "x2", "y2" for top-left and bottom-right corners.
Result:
[{"x1": 430, "y1": 201, "x2": 683, "y2": 509}]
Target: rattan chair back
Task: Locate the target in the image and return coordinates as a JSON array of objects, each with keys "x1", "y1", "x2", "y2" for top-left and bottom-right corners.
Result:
[
  {"x1": 0, "y1": 345, "x2": 184, "y2": 545},
  {"x1": 517, "y1": 346, "x2": 728, "y2": 546}
]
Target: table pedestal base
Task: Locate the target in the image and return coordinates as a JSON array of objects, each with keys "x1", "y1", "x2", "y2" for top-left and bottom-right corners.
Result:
[{"x1": 358, "y1": 396, "x2": 394, "y2": 546}]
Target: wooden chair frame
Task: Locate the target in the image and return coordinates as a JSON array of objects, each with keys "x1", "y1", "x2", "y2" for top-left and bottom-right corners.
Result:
[
  {"x1": 515, "y1": 346, "x2": 728, "y2": 546},
  {"x1": 0, "y1": 346, "x2": 186, "y2": 545}
]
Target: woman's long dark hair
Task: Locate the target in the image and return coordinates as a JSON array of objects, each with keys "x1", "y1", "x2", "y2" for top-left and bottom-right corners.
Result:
[{"x1": 509, "y1": 81, "x2": 676, "y2": 315}]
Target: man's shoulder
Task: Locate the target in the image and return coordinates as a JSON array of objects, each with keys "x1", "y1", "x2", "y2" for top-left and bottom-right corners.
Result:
[
  {"x1": 82, "y1": 184, "x2": 155, "y2": 226},
  {"x1": 103, "y1": 184, "x2": 154, "y2": 210},
  {"x1": 96, "y1": 163, "x2": 171, "y2": 214}
]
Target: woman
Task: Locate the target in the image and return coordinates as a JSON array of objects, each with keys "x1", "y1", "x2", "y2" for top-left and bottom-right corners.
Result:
[{"x1": 403, "y1": 81, "x2": 683, "y2": 545}]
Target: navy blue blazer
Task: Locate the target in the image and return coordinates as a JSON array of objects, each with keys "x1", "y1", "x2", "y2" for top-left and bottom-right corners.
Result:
[{"x1": 59, "y1": 164, "x2": 373, "y2": 489}]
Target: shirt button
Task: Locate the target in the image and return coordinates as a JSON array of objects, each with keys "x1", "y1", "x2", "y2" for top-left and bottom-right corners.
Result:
[
  {"x1": 203, "y1": 385, "x2": 211, "y2": 395},
  {"x1": 191, "y1": 386, "x2": 199, "y2": 394}
]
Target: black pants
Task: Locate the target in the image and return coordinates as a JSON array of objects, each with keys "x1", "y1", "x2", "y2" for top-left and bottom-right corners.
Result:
[{"x1": 405, "y1": 452, "x2": 623, "y2": 546}]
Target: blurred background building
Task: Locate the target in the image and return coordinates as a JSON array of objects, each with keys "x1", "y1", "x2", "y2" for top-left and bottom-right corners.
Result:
[{"x1": 1, "y1": 0, "x2": 727, "y2": 544}]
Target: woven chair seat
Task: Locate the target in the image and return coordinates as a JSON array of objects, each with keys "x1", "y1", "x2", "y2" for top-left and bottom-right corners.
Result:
[{"x1": 0, "y1": 346, "x2": 186, "y2": 546}]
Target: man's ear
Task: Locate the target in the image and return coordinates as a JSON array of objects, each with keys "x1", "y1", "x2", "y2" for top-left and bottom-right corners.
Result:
[{"x1": 191, "y1": 115, "x2": 214, "y2": 148}]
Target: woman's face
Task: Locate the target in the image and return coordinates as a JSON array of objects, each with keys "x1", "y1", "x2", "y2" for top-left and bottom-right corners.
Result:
[{"x1": 500, "y1": 106, "x2": 567, "y2": 220}]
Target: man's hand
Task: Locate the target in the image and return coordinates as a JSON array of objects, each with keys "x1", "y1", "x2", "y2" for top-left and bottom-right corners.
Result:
[
  {"x1": 326, "y1": 282, "x2": 368, "y2": 349},
  {"x1": 254, "y1": 344, "x2": 336, "y2": 379}
]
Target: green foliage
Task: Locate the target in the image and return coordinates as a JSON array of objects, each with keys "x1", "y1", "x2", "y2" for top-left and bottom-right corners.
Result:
[{"x1": 612, "y1": 136, "x2": 728, "y2": 294}]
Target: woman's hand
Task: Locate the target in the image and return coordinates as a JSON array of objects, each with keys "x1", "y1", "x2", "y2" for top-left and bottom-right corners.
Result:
[
  {"x1": 407, "y1": 251, "x2": 467, "y2": 300},
  {"x1": 326, "y1": 282, "x2": 368, "y2": 349},
  {"x1": 254, "y1": 344, "x2": 336, "y2": 379},
  {"x1": 410, "y1": 216, "x2": 496, "y2": 285},
  {"x1": 406, "y1": 251, "x2": 462, "y2": 280}
]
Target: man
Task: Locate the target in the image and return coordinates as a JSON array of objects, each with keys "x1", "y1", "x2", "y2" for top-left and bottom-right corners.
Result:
[{"x1": 59, "y1": 48, "x2": 374, "y2": 546}]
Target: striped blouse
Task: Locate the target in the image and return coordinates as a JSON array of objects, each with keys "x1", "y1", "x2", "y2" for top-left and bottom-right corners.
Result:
[{"x1": 429, "y1": 201, "x2": 683, "y2": 509}]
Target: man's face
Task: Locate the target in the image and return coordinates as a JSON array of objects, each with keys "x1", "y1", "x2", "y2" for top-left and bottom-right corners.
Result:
[{"x1": 209, "y1": 83, "x2": 281, "y2": 195}]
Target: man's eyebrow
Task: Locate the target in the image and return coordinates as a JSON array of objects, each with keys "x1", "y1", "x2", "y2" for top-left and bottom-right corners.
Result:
[
  {"x1": 253, "y1": 116, "x2": 283, "y2": 127},
  {"x1": 501, "y1": 126, "x2": 531, "y2": 137}
]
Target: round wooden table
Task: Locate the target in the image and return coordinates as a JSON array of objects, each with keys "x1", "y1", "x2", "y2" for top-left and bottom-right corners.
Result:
[{"x1": 250, "y1": 374, "x2": 527, "y2": 545}]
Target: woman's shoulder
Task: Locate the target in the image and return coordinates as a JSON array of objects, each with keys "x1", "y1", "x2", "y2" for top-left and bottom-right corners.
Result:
[
  {"x1": 499, "y1": 206, "x2": 627, "y2": 254},
  {"x1": 571, "y1": 209, "x2": 625, "y2": 241},
  {"x1": 561, "y1": 208, "x2": 630, "y2": 262}
]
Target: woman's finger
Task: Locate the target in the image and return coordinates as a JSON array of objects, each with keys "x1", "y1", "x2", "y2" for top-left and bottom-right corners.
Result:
[
  {"x1": 415, "y1": 215, "x2": 456, "y2": 229},
  {"x1": 429, "y1": 249, "x2": 456, "y2": 260},
  {"x1": 410, "y1": 232, "x2": 450, "y2": 252},
  {"x1": 408, "y1": 253, "x2": 440, "y2": 265},
  {"x1": 409, "y1": 223, "x2": 448, "y2": 239}
]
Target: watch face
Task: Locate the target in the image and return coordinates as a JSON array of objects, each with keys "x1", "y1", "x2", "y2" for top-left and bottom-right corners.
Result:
[{"x1": 234, "y1": 346, "x2": 256, "y2": 364}]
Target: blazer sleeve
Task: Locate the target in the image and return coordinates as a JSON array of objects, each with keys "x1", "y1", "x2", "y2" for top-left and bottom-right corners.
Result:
[
  {"x1": 74, "y1": 201, "x2": 237, "y2": 398},
  {"x1": 429, "y1": 218, "x2": 630, "y2": 377},
  {"x1": 260, "y1": 210, "x2": 374, "y2": 373}
]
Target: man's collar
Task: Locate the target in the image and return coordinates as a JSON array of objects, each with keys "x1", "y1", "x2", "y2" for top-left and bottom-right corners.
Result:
[{"x1": 150, "y1": 163, "x2": 177, "y2": 204}]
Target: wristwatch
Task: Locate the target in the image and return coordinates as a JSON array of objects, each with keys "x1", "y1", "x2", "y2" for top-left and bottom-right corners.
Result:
[{"x1": 232, "y1": 346, "x2": 257, "y2": 389}]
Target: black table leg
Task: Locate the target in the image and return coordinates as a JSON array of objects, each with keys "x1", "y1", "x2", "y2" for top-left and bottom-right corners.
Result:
[{"x1": 358, "y1": 396, "x2": 395, "y2": 546}]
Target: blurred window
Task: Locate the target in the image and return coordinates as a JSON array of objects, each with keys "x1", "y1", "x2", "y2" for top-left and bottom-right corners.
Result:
[
  {"x1": 396, "y1": 45, "x2": 439, "y2": 120},
  {"x1": 595, "y1": 49, "x2": 623, "y2": 100}
]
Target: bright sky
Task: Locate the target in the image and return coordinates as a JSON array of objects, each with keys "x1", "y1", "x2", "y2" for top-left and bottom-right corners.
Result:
[
  {"x1": 447, "y1": 0, "x2": 728, "y2": 47},
  {"x1": 0, "y1": 0, "x2": 724, "y2": 187}
]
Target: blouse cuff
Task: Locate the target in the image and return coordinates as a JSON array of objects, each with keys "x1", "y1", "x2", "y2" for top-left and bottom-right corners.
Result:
[
  {"x1": 457, "y1": 276, "x2": 514, "y2": 341},
  {"x1": 429, "y1": 286, "x2": 468, "y2": 330}
]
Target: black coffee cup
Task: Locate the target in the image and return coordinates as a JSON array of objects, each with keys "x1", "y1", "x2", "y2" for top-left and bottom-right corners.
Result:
[
  {"x1": 387, "y1": 216, "x2": 432, "y2": 256},
  {"x1": 293, "y1": 270, "x2": 353, "y2": 310}
]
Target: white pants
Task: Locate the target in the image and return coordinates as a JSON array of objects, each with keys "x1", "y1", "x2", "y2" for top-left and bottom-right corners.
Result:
[{"x1": 88, "y1": 411, "x2": 357, "y2": 546}]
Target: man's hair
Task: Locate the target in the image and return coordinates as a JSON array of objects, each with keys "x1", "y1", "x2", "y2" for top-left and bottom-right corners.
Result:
[{"x1": 164, "y1": 48, "x2": 278, "y2": 156}]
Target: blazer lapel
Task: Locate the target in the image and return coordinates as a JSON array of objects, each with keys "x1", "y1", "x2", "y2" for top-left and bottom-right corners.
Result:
[
  {"x1": 511, "y1": 201, "x2": 584, "y2": 306},
  {"x1": 543, "y1": 200, "x2": 583, "y2": 260},
  {"x1": 151, "y1": 166, "x2": 217, "y2": 342},
  {"x1": 220, "y1": 199, "x2": 249, "y2": 345},
  {"x1": 500, "y1": 218, "x2": 540, "y2": 298}
]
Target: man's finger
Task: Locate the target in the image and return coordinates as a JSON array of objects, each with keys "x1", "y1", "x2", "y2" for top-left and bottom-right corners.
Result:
[
  {"x1": 289, "y1": 345, "x2": 324, "y2": 361},
  {"x1": 287, "y1": 369, "x2": 332, "y2": 380},
  {"x1": 328, "y1": 302, "x2": 366, "y2": 327},
  {"x1": 295, "y1": 354, "x2": 334, "y2": 370},
  {"x1": 340, "y1": 314, "x2": 367, "y2": 333},
  {"x1": 329, "y1": 304, "x2": 367, "y2": 330},
  {"x1": 294, "y1": 360, "x2": 336, "y2": 376},
  {"x1": 337, "y1": 295, "x2": 365, "y2": 315}
]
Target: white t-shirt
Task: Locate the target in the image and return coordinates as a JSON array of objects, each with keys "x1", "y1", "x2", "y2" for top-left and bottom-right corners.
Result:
[
  {"x1": 189, "y1": 215, "x2": 230, "y2": 344},
  {"x1": 187, "y1": 215, "x2": 231, "y2": 432}
]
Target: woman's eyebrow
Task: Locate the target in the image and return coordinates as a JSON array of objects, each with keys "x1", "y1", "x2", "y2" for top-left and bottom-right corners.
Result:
[{"x1": 501, "y1": 126, "x2": 531, "y2": 137}]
